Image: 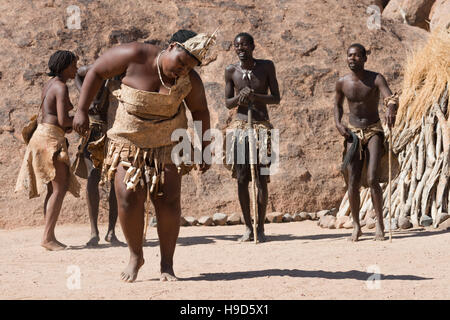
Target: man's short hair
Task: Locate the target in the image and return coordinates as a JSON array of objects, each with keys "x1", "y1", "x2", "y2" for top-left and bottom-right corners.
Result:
[
  {"x1": 234, "y1": 32, "x2": 254, "y2": 46},
  {"x1": 348, "y1": 43, "x2": 367, "y2": 57}
]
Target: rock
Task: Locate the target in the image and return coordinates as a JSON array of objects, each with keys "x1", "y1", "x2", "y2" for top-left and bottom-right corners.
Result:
[
  {"x1": 429, "y1": 0, "x2": 450, "y2": 31},
  {"x1": 198, "y1": 216, "x2": 214, "y2": 226},
  {"x1": 327, "y1": 216, "x2": 337, "y2": 229},
  {"x1": 185, "y1": 216, "x2": 199, "y2": 226},
  {"x1": 267, "y1": 212, "x2": 284, "y2": 223},
  {"x1": 367, "y1": 209, "x2": 377, "y2": 219},
  {"x1": 108, "y1": 27, "x2": 149, "y2": 45},
  {"x1": 319, "y1": 215, "x2": 332, "y2": 228},
  {"x1": 384, "y1": 218, "x2": 399, "y2": 231},
  {"x1": 308, "y1": 212, "x2": 317, "y2": 220},
  {"x1": 366, "y1": 217, "x2": 376, "y2": 229},
  {"x1": 329, "y1": 207, "x2": 338, "y2": 216},
  {"x1": 438, "y1": 218, "x2": 450, "y2": 231},
  {"x1": 383, "y1": 0, "x2": 435, "y2": 30},
  {"x1": 360, "y1": 219, "x2": 367, "y2": 228},
  {"x1": 292, "y1": 213, "x2": 302, "y2": 221},
  {"x1": 399, "y1": 216, "x2": 413, "y2": 229},
  {"x1": 335, "y1": 216, "x2": 350, "y2": 229},
  {"x1": 317, "y1": 210, "x2": 331, "y2": 219},
  {"x1": 282, "y1": 213, "x2": 293, "y2": 222},
  {"x1": 300, "y1": 212, "x2": 311, "y2": 220},
  {"x1": 180, "y1": 216, "x2": 189, "y2": 227},
  {"x1": 343, "y1": 220, "x2": 354, "y2": 229},
  {"x1": 227, "y1": 212, "x2": 242, "y2": 225},
  {"x1": 419, "y1": 215, "x2": 433, "y2": 227},
  {"x1": 213, "y1": 213, "x2": 228, "y2": 226},
  {"x1": 433, "y1": 212, "x2": 450, "y2": 228}
]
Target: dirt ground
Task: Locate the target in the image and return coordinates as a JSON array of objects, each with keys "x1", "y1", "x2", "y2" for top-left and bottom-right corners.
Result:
[{"x1": 0, "y1": 220, "x2": 448, "y2": 300}]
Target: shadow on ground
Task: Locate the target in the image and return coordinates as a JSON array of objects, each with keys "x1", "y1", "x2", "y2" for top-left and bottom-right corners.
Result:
[{"x1": 180, "y1": 268, "x2": 433, "y2": 282}]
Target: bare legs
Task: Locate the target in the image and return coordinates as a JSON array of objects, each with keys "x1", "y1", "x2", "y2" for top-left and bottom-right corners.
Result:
[
  {"x1": 115, "y1": 163, "x2": 181, "y2": 283},
  {"x1": 237, "y1": 174, "x2": 268, "y2": 243},
  {"x1": 41, "y1": 158, "x2": 69, "y2": 251},
  {"x1": 346, "y1": 134, "x2": 385, "y2": 241},
  {"x1": 86, "y1": 158, "x2": 119, "y2": 246}
]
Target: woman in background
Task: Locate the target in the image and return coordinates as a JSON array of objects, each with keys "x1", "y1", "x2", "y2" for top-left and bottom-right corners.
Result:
[{"x1": 16, "y1": 50, "x2": 81, "y2": 251}]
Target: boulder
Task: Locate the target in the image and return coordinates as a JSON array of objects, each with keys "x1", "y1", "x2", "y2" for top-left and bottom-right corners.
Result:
[
  {"x1": 292, "y1": 213, "x2": 303, "y2": 221},
  {"x1": 335, "y1": 216, "x2": 350, "y2": 229},
  {"x1": 327, "y1": 216, "x2": 337, "y2": 229},
  {"x1": 367, "y1": 209, "x2": 377, "y2": 219},
  {"x1": 308, "y1": 212, "x2": 317, "y2": 220},
  {"x1": 398, "y1": 216, "x2": 413, "y2": 229},
  {"x1": 383, "y1": 0, "x2": 435, "y2": 30},
  {"x1": 317, "y1": 210, "x2": 331, "y2": 219},
  {"x1": 282, "y1": 213, "x2": 293, "y2": 222},
  {"x1": 343, "y1": 220, "x2": 354, "y2": 229},
  {"x1": 185, "y1": 216, "x2": 199, "y2": 226},
  {"x1": 433, "y1": 212, "x2": 450, "y2": 228},
  {"x1": 319, "y1": 215, "x2": 332, "y2": 228},
  {"x1": 300, "y1": 212, "x2": 311, "y2": 220},
  {"x1": 227, "y1": 212, "x2": 242, "y2": 225},
  {"x1": 366, "y1": 217, "x2": 376, "y2": 229},
  {"x1": 198, "y1": 216, "x2": 214, "y2": 226},
  {"x1": 360, "y1": 219, "x2": 367, "y2": 228},
  {"x1": 419, "y1": 215, "x2": 433, "y2": 227},
  {"x1": 267, "y1": 212, "x2": 284, "y2": 223},
  {"x1": 429, "y1": 0, "x2": 450, "y2": 31},
  {"x1": 438, "y1": 218, "x2": 450, "y2": 230},
  {"x1": 213, "y1": 213, "x2": 228, "y2": 226}
]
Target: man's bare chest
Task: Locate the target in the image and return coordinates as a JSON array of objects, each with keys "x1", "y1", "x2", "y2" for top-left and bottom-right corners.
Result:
[
  {"x1": 342, "y1": 80, "x2": 378, "y2": 102},
  {"x1": 232, "y1": 67, "x2": 268, "y2": 92}
]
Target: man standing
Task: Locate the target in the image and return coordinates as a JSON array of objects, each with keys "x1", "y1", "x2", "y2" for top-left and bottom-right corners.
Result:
[
  {"x1": 225, "y1": 33, "x2": 280, "y2": 243},
  {"x1": 334, "y1": 43, "x2": 398, "y2": 242},
  {"x1": 75, "y1": 65, "x2": 122, "y2": 246},
  {"x1": 73, "y1": 29, "x2": 214, "y2": 282}
]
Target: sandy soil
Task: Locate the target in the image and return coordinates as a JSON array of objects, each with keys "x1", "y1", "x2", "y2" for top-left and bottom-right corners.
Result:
[{"x1": 0, "y1": 220, "x2": 448, "y2": 300}]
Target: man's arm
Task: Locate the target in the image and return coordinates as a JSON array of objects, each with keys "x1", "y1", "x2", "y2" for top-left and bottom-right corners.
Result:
[
  {"x1": 334, "y1": 78, "x2": 350, "y2": 139},
  {"x1": 250, "y1": 61, "x2": 281, "y2": 105},
  {"x1": 185, "y1": 70, "x2": 211, "y2": 172},
  {"x1": 73, "y1": 43, "x2": 146, "y2": 134},
  {"x1": 225, "y1": 65, "x2": 241, "y2": 109},
  {"x1": 75, "y1": 65, "x2": 91, "y2": 92},
  {"x1": 375, "y1": 73, "x2": 397, "y2": 128}
]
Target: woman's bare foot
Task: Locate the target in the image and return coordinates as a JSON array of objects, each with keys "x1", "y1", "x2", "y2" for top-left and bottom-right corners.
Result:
[
  {"x1": 348, "y1": 226, "x2": 362, "y2": 242},
  {"x1": 160, "y1": 265, "x2": 178, "y2": 282},
  {"x1": 41, "y1": 239, "x2": 67, "y2": 251},
  {"x1": 120, "y1": 256, "x2": 144, "y2": 283}
]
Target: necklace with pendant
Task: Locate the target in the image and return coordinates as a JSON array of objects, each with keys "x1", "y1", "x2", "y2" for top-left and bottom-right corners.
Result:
[
  {"x1": 239, "y1": 60, "x2": 256, "y2": 81},
  {"x1": 157, "y1": 50, "x2": 175, "y2": 90}
]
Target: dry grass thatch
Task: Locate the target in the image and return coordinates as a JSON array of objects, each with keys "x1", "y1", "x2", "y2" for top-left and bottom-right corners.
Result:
[{"x1": 396, "y1": 28, "x2": 450, "y2": 127}]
